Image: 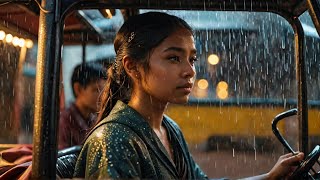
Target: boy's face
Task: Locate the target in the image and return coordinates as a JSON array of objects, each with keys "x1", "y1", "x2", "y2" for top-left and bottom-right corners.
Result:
[{"x1": 77, "y1": 79, "x2": 106, "y2": 113}]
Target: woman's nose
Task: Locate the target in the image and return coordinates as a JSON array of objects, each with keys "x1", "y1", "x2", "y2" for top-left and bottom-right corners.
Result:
[{"x1": 182, "y1": 62, "x2": 196, "y2": 78}]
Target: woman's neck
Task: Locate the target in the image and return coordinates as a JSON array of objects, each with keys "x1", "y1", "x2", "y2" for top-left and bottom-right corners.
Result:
[{"x1": 128, "y1": 93, "x2": 168, "y2": 131}]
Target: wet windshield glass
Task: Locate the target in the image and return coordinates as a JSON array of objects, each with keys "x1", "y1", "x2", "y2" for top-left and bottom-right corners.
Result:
[{"x1": 1, "y1": 7, "x2": 320, "y2": 178}]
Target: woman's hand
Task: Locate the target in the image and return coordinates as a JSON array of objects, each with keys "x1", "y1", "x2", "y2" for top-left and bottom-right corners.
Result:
[{"x1": 267, "y1": 152, "x2": 304, "y2": 179}]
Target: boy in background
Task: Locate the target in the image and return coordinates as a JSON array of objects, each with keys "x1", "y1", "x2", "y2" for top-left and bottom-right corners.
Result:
[{"x1": 58, "y1": 63, "x2": 107, "y2": 150}]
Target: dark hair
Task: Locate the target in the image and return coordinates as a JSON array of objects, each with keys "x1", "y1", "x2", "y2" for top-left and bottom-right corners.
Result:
[
  {"x1": 98, "y1": 11, "x2": 193, "y2": 121},
  {"x1": 71, "y1": 63, "x2": 107, "y2": 97}
]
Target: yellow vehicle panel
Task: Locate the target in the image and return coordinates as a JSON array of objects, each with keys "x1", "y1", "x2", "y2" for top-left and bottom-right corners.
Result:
[{"x1": 166, "y1": 104, "x2": 320, "y2": 145}]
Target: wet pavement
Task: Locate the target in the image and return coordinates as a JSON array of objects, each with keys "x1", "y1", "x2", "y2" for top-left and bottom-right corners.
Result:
[{"x1": 190, "y1": 146, "x2": 281, "y2": 179}]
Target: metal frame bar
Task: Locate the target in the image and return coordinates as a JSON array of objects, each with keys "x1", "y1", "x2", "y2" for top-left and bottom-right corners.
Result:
[
  {"x1": 265, "y1": 11, "x2": 309, "y2": 153},
  {"x1": 33, "y1": 1, "x2": 308, "y2": 178},
  {"x1": 31, "y1": 0, "x2": 62, "y2": 178},
  {"x1": 292, "y1": 17, "x2": 309, "y2": 153},
  {"x1": 0, "y1": 0, "x2": 312, "y2": 177},
  {"x1": 59, "y1": 0, "x2": 305, "y2": 16},
  {"x1": 82, "y1": 42, "x2": 86, "y2": 63},
  {"x1": 276, "y1": 14, "x2": 309, "y2": 153},
  {"x1": 307, "y1": 0, "x2": 320, "y2": 36}
]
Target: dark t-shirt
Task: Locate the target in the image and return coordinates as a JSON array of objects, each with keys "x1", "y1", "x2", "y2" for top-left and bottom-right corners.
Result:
[{"x1": 58, "y1": 103, "x2": 96, "y2": 150}]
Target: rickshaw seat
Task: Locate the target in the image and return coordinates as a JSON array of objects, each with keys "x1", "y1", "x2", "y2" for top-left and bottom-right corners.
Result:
[{"x1": 56, "y1": 145, "x2": 81, "y2": 179}]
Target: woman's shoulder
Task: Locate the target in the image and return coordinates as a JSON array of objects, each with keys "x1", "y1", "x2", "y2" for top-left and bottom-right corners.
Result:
[
  {"x1": 87, "y1": 119, "x2": 139, "y2": 144},
  {"x1": 74, "y1": 120, "x2": 148, "y2": 179}
]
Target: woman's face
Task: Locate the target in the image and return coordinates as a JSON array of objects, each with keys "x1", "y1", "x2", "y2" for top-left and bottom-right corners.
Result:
[{"x1": 139, "y1": 28, "x2": 197, "y2": 104}]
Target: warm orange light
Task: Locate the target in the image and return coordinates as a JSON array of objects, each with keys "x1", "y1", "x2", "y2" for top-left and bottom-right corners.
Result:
[
  {"x1": 217, "y1": 81, "x2": 228, "y2": 90},
  {"x1": 208, "y1": 54, "x2": 219, "y2": 65},
  {"x1": 12, "y1": 36, "x2": 20, "y2": 46},
  {"x1": 18, "y1": 38, "x2": 25, "y2": 47},
  {"x1": 197, "y1": 79, "x2": 209, "y2": 90},
  {"x1": 216, "y1": 81, "x2": 228, "y2": 99},
  {"x1": 5, "y1": 34, "x2": 13, "y2": 43},
  {"x1": 217, "y1": 89, "x2": 228, "y2": 99},
  {"x1": 0, "y1": 31, "x2": 5, "y2": 40},
  {"x1": 25, "y1": 39, "x2": 33, "y2": 48},
  {"x1": 105, "y1": 9, "x2": 113, "y2": 19},
  {"x1": 0, "y1": 31, "x2": 33, "y2": 48}
]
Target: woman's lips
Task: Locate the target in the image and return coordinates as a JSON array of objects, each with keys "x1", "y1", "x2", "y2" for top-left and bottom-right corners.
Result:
[
  {"x1": 179, "y1": 87, "x2": 192, "y2": 93},
  {"x1": 177, "y1": 83, "x2": 193, "y2": 93}
]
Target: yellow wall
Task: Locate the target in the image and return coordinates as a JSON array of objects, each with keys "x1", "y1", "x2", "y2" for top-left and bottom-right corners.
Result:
[
  {"x1": 165, "y1": 104, "x2": 320, "y2": 145},
  {"x1": 308, "y1": 109, "x2": 320, "y2": 135}
]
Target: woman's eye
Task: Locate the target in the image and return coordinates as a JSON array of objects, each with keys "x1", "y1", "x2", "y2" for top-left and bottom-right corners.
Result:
[
  {"x1": 168, "y1": 56, "x2": 180, "y2": 62},
  {"x1": 190, "y1": 57, "x2": 198, "y2": 65}
]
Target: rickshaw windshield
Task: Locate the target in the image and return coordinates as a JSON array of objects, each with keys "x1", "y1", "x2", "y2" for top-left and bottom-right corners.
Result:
[{"x1": 1, "y1": 1, "x2": 320, "y2": 179}]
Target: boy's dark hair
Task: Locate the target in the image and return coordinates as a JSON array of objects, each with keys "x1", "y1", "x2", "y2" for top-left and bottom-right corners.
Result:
[{"x1": 71, "y1": 63, "x2": 107, "y2": 97}]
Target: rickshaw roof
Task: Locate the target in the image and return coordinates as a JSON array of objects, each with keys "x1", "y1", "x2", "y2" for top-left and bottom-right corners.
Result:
[{"x1": 0, "y1": 0, "x2": 309, "y2": 44}]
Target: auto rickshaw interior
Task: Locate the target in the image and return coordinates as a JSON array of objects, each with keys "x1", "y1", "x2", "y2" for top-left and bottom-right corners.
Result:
[{"x1": 1, "y1": 0, "x2": 320, "y2": 179}]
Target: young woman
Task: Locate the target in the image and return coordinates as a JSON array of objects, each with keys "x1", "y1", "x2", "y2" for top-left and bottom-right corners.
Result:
[{"x1": 73, "y1": 11, "x2": 304, "y2": 179}]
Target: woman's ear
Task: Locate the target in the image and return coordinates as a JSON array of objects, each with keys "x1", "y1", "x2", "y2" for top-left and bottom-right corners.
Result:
[{"x1": 122, "y1": 56, "x2": 140, "y2": 80}]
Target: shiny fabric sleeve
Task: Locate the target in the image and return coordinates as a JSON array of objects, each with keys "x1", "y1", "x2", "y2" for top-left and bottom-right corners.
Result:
[
  {"x1": 74, "y1": 123, "x2": 155, "y2": 179},
  {"x1": 178, "y1": 132, "x2": 208, "y2": 179},
  {"x1": 178, "y1": 130, "x2": 207, "y2": 178},
  {"x1": 165, "y1": 117, "x2": 208, "y2": 179}
]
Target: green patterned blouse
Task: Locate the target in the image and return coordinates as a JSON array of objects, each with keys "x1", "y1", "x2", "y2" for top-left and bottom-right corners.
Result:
[{"x1": 74, "y1": 100, "x2": 208, "y2": 179}]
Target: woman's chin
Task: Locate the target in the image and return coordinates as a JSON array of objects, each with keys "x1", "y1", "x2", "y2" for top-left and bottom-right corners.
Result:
[{"x1": 170, "y1": 96, "x2": 189, "y2": 104}]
